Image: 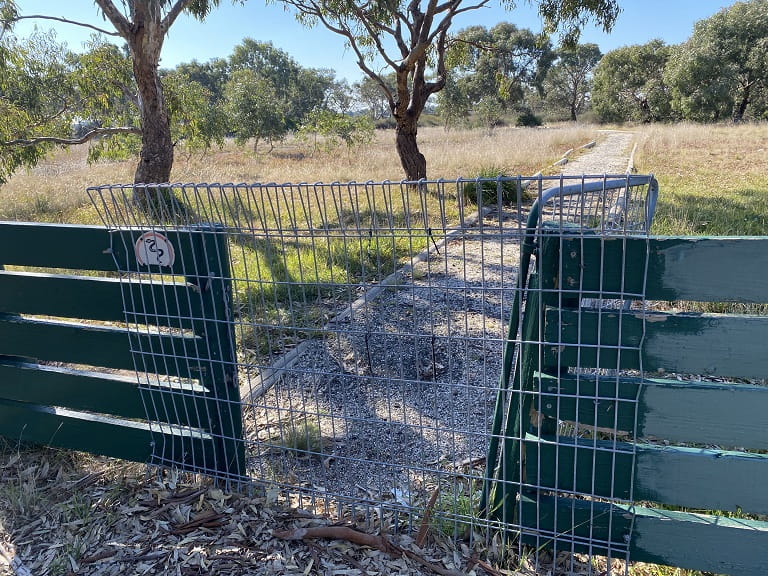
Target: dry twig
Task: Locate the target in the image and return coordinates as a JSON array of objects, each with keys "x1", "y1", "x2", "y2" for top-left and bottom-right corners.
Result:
[
  {"x1": 274, "y1": 525, "x2": 465, "y2": 576},
  {"x1": 273, "y1": 525, "x2": 401, "y2": 555},
  {"x1": 415, "y1": 485, "x2": 441, "y2": 547}
]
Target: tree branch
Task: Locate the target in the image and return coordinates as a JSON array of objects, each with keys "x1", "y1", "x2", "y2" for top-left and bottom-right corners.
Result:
[
  {"x1": 7, "y1": 14, "x2": 120, "y2": 36},
  {"x1": 2, "y1": 126, "x2": 141, "y2": 147},
  {"x1": 162, "y1": 0, "x2": 193, "y2": 32},
  {"x1": 433, "y1": 0, "x2": 487, "y2": 16},
  {"x1": 299, "y1": 4, "x2": 396, "y2": 105},
  {"x1": 93, "y1": 0, "x2": 132, "y2": 39},
  {"x1": 25, "y1": 104, "x2": 71, "y2": 130}
]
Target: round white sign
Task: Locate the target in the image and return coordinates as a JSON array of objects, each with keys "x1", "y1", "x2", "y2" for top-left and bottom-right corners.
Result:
[{"x1": 135, "y1": 232, "x2": 175, "y2": 267}]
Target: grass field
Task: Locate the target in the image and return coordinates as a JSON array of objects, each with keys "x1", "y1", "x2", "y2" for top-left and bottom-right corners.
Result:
[
  {"x1": 3, "y1": 121, "x2": 766, "y2": 234},
  {"x1": 634, "y1": 122, "x2": 768, "y2": 235},
  {"x1": 1, "y1": 121, "x2": 767, "y2": 576},
  {"x1": 0, "y1": 123, "x2": 596, "y2": 223}
]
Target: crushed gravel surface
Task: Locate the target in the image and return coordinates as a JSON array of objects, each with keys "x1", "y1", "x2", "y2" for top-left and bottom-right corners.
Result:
[{"x1": 1, "y1": 133, "x2": 636, "y2": 576}]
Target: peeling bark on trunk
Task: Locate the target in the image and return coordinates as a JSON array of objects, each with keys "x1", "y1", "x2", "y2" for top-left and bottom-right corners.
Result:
[
  {"x1": 395, "y1": 121, "x2": 427, "y2": 182},
  {"x1": 124, "y1": 5, "x2": 176, "y2": 216},
  {"x1": 129, "y1": 8, "x2": 173, "y2": 186},
  {"x1": 133, "y1": 60, "x2": 173, "y2": 185},
  {"x1": 131, "y1": 54, "x2": 178, "y2": 218}
]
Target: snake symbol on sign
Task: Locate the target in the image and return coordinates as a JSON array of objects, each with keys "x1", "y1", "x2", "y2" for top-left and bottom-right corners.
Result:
[
  {"x1": 135, "y1": 232, "x2": 175, "y2": 267},
  {"x1": 145, "y1": 237, "x2": 164, "y2": 261}
]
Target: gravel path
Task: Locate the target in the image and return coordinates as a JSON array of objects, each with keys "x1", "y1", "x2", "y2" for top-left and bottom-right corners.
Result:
[
  {"x1": 246, "y1": 132, "x2": 637, "y2": 509},
  {"x1": 0, "y1": 135, "x2": 638, "y2": 576},
  {"x1": 560, "y1": 130, "x2": 635, "y2": 174}
]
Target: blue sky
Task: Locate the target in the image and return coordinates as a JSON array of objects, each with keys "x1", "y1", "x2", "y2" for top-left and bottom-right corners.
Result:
[{"x1": 12, "y1": 0, "x2": 735, "y2": 82}]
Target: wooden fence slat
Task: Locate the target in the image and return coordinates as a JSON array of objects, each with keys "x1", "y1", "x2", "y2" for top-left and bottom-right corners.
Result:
[
  {"x1": 0, "y1": 222, "x2": 227, "y2": 278},
  {"x1": 534, "y1": 372, "x2": 638, "y2": 432},
  {"x1": 525, "y1": 436, "x2": 768, "y2": 514},
  {"x1": 545, "y1": 307, "x2": 768, "y2": 380},
  {"x1": 547, "y1": 235, "x2": 768, "y2": 303},
  {"x1": 639, "y1": 380, "x2": 768, "y2": 449},
  {"x1": 0, "y1": 360, "x2": 215, "y2": 427},
  {"x1": 0, "y1": 398, "x2": 216, "y2": 467},
  {"x1": 0, "y1": 314, "x2": 201, "y2": 378},
  {"x1": 536, "y1": 372, "x2": 768, "y2": 449},
  {"x1": 0, "y1": 222, "x2": 116, "y2": 270},
  {"x1": 109, "y1": 228, "x2": 227, "y2": 276},
  {"x1": 519, "y1": 494, "x2": 768, "y2": 575},
  {"x1": 0, "y1": 271, "x2": 201, "y2": 326}
]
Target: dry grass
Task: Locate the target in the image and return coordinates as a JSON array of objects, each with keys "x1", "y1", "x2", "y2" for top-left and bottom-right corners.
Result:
[
  {"x1": 5, "y1": 122, "x2": 764, "y2": 230},
  {"x1": 0, "y1": 123, "x2": 597, "y2": 224},
  {"x1": 633, "y1": 121, "x2": 768, "y2": 235}
]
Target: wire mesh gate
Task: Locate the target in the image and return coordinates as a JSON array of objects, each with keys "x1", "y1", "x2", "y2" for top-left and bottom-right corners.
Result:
[{"x1": 88, "y1": 175, "x2": 658, "y2": 572}]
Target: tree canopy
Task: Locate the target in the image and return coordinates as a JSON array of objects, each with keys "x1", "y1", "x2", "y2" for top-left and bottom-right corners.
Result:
[
  {"x1": 543, "y1": 43, "x2": 601, "y2": 121},
  {"x1": 0, "y1": 0, "x2": 232, "y2": 191},
  {"x1": 665, "y1": 0, "x2": 768, "y2": 122},
  {"x1": 439, "y1": 22, "x2": 555, "y2": 130},
  {"x1": 591, "y1": 40, "x2": 671, "y2": 123},
  {"x1": 278, "y1": 0, "x2": 620, "y2": 180},
  {"x1": 591, "y1": 0, "x2": 768, "y2": 124}
]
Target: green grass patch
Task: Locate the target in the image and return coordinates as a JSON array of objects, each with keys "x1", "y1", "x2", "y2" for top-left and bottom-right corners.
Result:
[
  {"x1": 462, "y1": 166, "x2": 529, "y2": 206},
  {"x1": 651, "y1": 177, "x2": 768, "y2": 236}
]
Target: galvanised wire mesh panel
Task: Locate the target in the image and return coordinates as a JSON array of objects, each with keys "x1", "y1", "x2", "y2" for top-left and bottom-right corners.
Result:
[{"x1": 88, "y1": 174, "x2": 658, "y2": 572}]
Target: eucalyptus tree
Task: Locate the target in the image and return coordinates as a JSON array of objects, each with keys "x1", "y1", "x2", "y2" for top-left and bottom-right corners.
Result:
[
  {"x1": 665, "y1": 0, "x2": 768, "y2": 122},
  {"x1": 0, "y1": 29, "x2": 79, "y2": 184},
  {"x1": 223, "y1": 38, "x2": 336, "y2": 148},
  {"x1": 1, "y1": 0, "x2": 237, "y2": 190},
  {"x1": 543, "y1": 43, "x2": 601, "y2": 121},
  {"x1": 229, "y1": 39, "x2": 332, "y2": 131},
  {"x1": 277, "y1": 0, "x2": 620, "y2": 181},
  {"x1": 224, "y1": 68, "x2": 286, "y2": 151},
  {"x1": 175, "y1": 58, "x2": 231, "y2": 103},
  {"x1": 442, "y1": 22, "x2": 555, "y2": 129},
  {"x1": 591, "y1": 40, "x2": 672, "y2": 123}
]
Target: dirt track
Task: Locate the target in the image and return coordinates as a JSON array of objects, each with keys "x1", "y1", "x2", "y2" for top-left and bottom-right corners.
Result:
[{"x1": 561, "y1": 130, "x2": 635, "y2": 174}]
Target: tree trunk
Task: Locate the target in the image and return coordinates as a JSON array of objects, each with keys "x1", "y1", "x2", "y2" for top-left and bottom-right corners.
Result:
[
  {"x1": 133, "y1": 71, "x2": 173, "y2": 184},
  {"x1": 126, "y1": 9, "x2": 177, "y2": 218},
  {"x1": 395, "y1": 119, "x2": 427, "y2": 181},
  {"x1": 132, "y1": 61, "x2": 178, "y2": 219},
  {"x1": 92, "y1": 0, "x2": 181, "y2": 219},
  {"x1": 131, "y1": 43, "x2": 173, "y2": 184},
  {"x1": 733, "y1": 86, "x2": 750, "y2": 123}
]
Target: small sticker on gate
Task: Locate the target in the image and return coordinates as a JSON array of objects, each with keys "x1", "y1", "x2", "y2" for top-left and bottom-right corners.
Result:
[{"x1": 135, "y1": 232, "x2": 175, "y2": 267}]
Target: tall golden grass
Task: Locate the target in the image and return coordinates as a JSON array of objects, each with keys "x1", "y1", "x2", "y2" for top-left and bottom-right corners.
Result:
[
  {"x1": 634, "y1": 122, "x2": 768, "y2": 234},
  {"x1": 0, "y1": 123, "x2": 597, "y2": 223},
  {"x1": 2, "y1": 121, "x2": 766, "y2": 229}
]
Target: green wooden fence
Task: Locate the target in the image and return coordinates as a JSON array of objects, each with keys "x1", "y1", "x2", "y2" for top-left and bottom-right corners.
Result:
[
  {"x1": 487, "y1": 231, "x2": 768, "y2": 575},
  {"x1": 0, "y1": 222, "x2": 245, "y2": 478}
]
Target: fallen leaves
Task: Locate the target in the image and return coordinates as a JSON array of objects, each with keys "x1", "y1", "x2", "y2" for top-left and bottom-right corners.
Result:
[{"x1": 0, "y1": 448, "x2": 497, "y2": 576}]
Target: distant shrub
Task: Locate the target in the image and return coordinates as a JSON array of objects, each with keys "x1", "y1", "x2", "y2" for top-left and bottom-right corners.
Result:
[
  {"x1": 462, "y1": 166, "x2": 528, "y2": 206},
  {"x1": 374, "y1": 117, "x2": 397, "y2": 129},
  {"x1": 515, "y1": 109, "x2": 543, "y2": 127}
]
